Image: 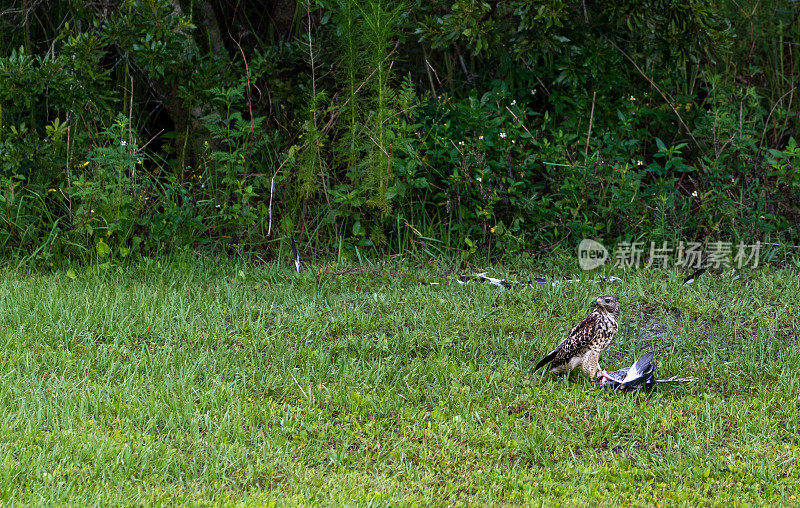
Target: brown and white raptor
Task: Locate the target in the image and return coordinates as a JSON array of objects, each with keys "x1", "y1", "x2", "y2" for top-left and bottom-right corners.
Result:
[{"x1": 534, "y1": 295, "x2": 620, "y2": 384}]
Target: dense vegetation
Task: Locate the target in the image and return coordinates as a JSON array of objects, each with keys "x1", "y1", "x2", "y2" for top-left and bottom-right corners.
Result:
[{"x1": 1, "y1": 1, "x2": 799, "y2": 263}]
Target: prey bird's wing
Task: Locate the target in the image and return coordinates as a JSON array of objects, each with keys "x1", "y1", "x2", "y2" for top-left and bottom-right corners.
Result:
[
  {"x1": 620, "y1": 351, "x2": 655, "y2": 384},
  {"x1": 656, "y1": 375, "x2": 698, "y2": 383}
]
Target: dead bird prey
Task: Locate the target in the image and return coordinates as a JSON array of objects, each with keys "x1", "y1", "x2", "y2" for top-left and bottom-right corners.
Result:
[
  {"x1": 534, "y1": 295, "x2": 619, "y2": 383},
  {"x1": 597, "y1": 351, "x2": 698, "y2": 390}
]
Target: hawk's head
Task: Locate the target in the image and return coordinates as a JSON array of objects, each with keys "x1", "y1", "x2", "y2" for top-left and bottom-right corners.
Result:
[{"x1": 593, "y1": 295, "x2": 620, "y2": 316}]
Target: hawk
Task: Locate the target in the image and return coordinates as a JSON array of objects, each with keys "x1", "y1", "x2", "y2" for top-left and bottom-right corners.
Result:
[{"x1": 534, "y1": 295, "x2": 620, "y2": 383}]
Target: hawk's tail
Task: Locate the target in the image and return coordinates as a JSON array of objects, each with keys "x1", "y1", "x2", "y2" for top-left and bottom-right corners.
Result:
[{"x1": 534, "y1": 350, "x2": 557, "y2": 371}]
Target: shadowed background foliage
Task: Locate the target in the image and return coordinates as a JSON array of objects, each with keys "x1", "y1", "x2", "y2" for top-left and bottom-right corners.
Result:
[{"x1": 1, "y1": 0, "x2": 798, "y2": 264}]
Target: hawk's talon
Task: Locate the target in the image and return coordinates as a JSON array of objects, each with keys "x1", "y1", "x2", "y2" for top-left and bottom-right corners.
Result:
[{"x1": 595, "y1": 370, "x2": 614, "y2": 386}]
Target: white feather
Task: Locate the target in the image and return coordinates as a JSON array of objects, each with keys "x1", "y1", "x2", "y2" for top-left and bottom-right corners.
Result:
[{"x1": 620, "y1": 358, "x2": 642, "y2": 384}]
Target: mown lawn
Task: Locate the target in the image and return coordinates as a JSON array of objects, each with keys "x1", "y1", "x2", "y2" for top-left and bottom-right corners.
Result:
[{"x1": 0, "y1": 257, "x2": 798, "y2": 505}]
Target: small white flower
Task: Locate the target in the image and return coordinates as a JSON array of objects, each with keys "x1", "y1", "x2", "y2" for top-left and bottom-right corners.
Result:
[
  {"x1": 478, "y1": 135, "x2": 484, "y2": 140},
  {"x1": 636, "y1": 160, "x2": 644, "y2": 166},
  {"x1": 458, "y1": 141, "x2": 465, "y2": 146},
  {"x1": 531, "y1": 89, "x2": 537, "y2": 95},
  {"x1": 499, "y1": 132, "x2": 507, "y2": 139},
  {"x1": 511, "y1": 100, "x2": 517, "y2": 106},
  {"x1": 476, "y1": 177, "x2": 482, "y2": 182},
  {"x1": 201, "y1": 184, "x2": 206, "y2": 188},
  {"x1": 629, "y1": 95, "x2": 636, "y2": 101},
  {"x1": 216, "y1": 204, "x2": 220, "y2": 208},
  {"x1": 691, "y1": 191, "x2": 698, "y2": 197},
  {"x1": 90, "y1": 209, "x2": 95, "y2": 213},
  {"x1": 121, "y1": 140, "x2": 127, "y2": 146},
  {"x1": 511, "y1": 139, "x2": 516, "y2": 144}
]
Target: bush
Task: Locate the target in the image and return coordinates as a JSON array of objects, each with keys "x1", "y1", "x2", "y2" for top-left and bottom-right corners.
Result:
[{"x1": 0, "y1": 0, "x2": 798, "y2": 263}]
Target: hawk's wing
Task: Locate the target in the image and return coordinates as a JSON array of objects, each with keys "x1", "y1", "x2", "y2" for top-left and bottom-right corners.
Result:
[
  {"x1": 535, "y1": 311, "x2": 599, "y2": 370},
  {"x1": 549, "y1": 312, "x2": 600, "y2": 367}
]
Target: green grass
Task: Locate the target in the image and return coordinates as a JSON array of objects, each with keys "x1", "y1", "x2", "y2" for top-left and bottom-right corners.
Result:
[{"x1": 0, "y1": 256, "x2": 799, "y2": 505}]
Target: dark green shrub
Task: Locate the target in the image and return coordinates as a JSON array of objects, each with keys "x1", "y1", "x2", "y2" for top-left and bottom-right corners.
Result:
[{"x1": 0, "y1": 0, "x2": 798, "y2": 263}]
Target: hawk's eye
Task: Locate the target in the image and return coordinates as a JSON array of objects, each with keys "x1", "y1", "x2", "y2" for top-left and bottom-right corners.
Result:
[{"x1": 604, "y1": 298, "x2": 611, "y2": 303}]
